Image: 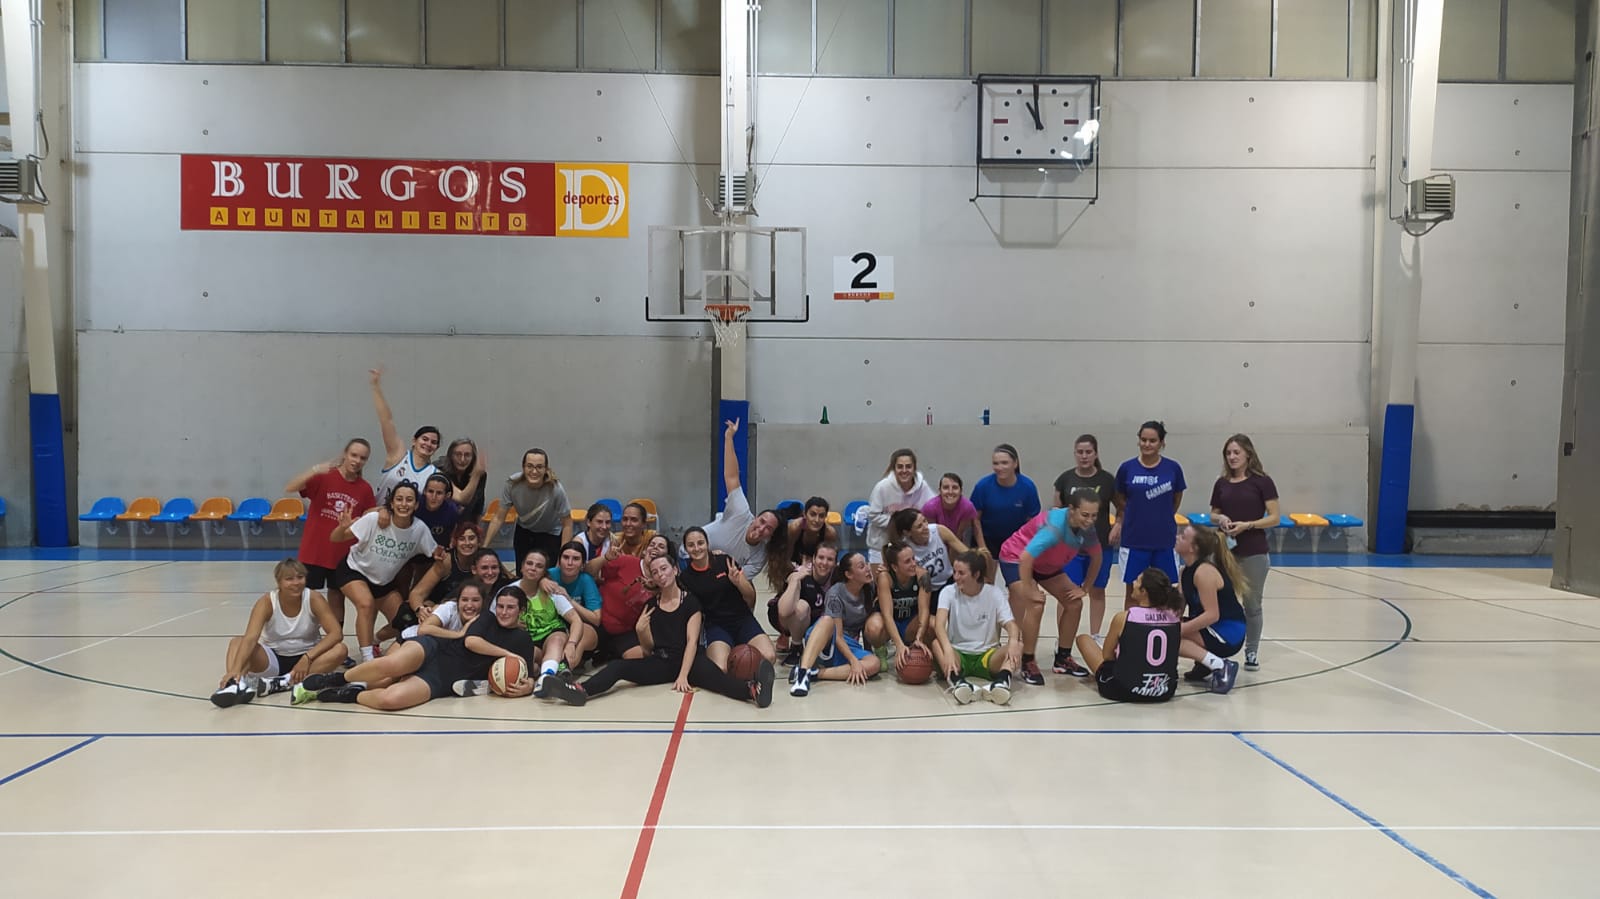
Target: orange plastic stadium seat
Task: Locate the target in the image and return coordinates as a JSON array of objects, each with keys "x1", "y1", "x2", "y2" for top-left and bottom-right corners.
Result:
[
  {"x1": 190, "y1": 497, "x2": 234, "y2": 522},
  {"x1": 264, "y1": 497, "x2": 308, "y2": 522},
  {"x1": 1290, "y1": 513, "x2": 1330, "y2": 528},
  {"x1": 481, "y1": 499, "x2": 501, "y2": 523},
  {"x1": 116, "y1": 497, "x2": 161, "y2": 522},
  {"x1": 628, "y1": 497, "x2": 659, "y2": 527}
]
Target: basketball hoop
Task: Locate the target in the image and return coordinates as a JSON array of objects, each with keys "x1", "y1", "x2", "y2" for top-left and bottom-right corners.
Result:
[{"x1": 704, "y1": 303, "x2": 751, "y2": 348}]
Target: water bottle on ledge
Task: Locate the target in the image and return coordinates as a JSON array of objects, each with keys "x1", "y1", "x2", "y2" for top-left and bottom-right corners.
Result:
[
  {"x1": 982, "y1": 408, "x2": 990, "y2": 426},
  {"x1": 925, "y1": 406, "x2": 933, "y2": 425}
]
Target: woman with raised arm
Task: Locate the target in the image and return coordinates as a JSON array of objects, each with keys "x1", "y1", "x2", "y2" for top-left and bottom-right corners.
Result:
[
  {"x1": 328, "y1": 481, "x2": 443, "y2": 662},
  {"x1": 481, "y1": 448, "x2": 573, "y2": 568},
  {"x1": 368, "y1": 367, "x2": 441, "y2": 505},
  {"x1": 285, "y1": 439, "x2": 376, "y2": 628},
  {"x1": 692, "y1": 419, "x2": 785, "y2": 581},
  {"x1": 1209, "y1": 434, "x2": 1280, "y2": 671}
]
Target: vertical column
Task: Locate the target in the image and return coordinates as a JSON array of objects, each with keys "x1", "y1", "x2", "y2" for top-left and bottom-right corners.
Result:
[
  {"x1": 1555, "y1": 1, "x2": 1600, "y2": 593},
  {"x1": 2, "y1": 0, "x2": 70, "y2": 546}
]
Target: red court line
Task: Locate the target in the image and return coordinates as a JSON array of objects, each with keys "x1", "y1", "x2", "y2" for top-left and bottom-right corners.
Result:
[{"x1": 620, "y1": 691, "x2": 693, "y2": 899}]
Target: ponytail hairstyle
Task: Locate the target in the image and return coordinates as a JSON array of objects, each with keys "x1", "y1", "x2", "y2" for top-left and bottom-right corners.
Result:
[
  {"x1": 1187, "y1": 525, "x2": 1250, "y2": 597},
  {"x1": 1135, "y1": 568, "x2": 1186, "y2": 614},
  {"x1": 883, "y1": 541, "x2": 916, "y2": 582},
  {"x1": 888, "y1": 508, "x2": 921, "y2": 543},
  {"x1": 992, "y1": 442, "x2": 1020, "y2": 473},
  {"x1": 832, "y1": 550, "x2": 869, "y2": 587},
  {"x1": 1074, "y1": 434, "x2": 1103, "y2": 472},
  {"x1": 952, "y1": 549, "x2": 989, "y2": 584}
]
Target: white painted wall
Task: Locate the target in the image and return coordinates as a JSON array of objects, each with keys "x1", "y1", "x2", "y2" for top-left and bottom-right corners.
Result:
[
  {"x1": 67, "y1": 64, "x2": 1571, "y2": 528},
  {"x1": 0, "y1": 240, "x2": 28, "y2": 543}
]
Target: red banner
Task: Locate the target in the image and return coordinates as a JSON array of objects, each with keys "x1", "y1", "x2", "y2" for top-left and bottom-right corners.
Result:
[{"x1": 180, "y1": 155, "x2": 629, "y2": 238}]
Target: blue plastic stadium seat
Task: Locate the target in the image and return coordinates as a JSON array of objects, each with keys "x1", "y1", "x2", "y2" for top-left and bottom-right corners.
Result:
[
  {"x1": 1325, "y1": 514, "x2": 1364, "y2": 528},
  {"x1": 0, "y1": 497, "x2": 6, "y2": 518},
  {"x1": 842, "y1": 499, "x2": 870, "y2": 532},
  {"x1": 777, "y1": 498, "x2": 803, "y2": 517},
  {"x1": 228, "y1": 497, "x2": 272, "y2": 522},
  {"x1": 1277, "y1": 515, "x2": 1294, "y2": 528},
  {"x1": 1186, "y1": 512, "x2": 1212, "y2": 527},
  {"x1": 151, "y1": 497, "x2": 198, "y2": 523},
  {"x1": 597, "y1": 498, "x2": 624, "y2": 521},
  {"x1": 80, "y1": 496, "x2": 126, "y2": 522}
]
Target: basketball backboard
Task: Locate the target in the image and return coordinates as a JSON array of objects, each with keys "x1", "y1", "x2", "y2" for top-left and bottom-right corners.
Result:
[{"x1": 645, "y1": 224, "x2": 810, "y2": 323}]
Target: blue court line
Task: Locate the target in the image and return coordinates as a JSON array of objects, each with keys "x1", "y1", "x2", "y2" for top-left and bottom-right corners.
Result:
[
  {"x1": 1236, "y1": 734, "x2": 1495, "y2": 898},
  {"x1": 0, "y1": 737, "x2": 101, "y2": 788},
  {"x1": 0, "y1": 729, "x2": 1595, "y2": 740}
]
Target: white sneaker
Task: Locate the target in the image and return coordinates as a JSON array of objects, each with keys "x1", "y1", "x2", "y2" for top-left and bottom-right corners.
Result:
[
  {"x1": 950, "y1": 678, "x2": 976, "y2": 704},
  {"x1": 451, "y1": 679, "x2": 488, "y2": 697},
  {"x1": 985, "y1": 677, "x2": 1012, "y2": 705},
  {"x1": 790, "y1": 668, "x2": 813, "y2": 697}
]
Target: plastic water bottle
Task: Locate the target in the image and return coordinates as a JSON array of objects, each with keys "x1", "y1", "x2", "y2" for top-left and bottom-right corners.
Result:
[
  {"x1": 926, "y1": 406, "x2": 933, "y2": 425},
  {"x1": 982, "y1": 408, "x2": 990, "y2": 426}
]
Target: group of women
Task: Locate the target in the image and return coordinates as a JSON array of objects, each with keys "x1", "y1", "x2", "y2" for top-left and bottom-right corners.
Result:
[{"x1": 209, "y1": 370, "x2": 1282, "y2": 710}]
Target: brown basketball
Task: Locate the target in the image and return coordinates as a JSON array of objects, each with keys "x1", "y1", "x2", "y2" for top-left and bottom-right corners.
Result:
[
  {"x1": 489, "y1": 656, "x2": 527, "y2": 696},
  {"x1": 899, "y1": 645, "x2": 935, "y2": 685},
  {"x1": 728, "y1": 644, "x2": 762, "y2": 680}
]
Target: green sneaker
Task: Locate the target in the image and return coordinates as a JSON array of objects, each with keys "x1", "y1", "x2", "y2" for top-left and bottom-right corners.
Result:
[{"x1": 290, "y1": 683, "x2": 316, "y2": 706}]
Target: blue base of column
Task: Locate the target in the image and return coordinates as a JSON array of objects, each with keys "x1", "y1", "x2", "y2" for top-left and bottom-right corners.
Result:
[
  {"x1": 29, "y1": 393, "x2": 71, "y2": 547},
  {"x1": 1374, "y1": 403, "x2": 1414, "y2": 555},
  {"x1": 716, "y1": 399, "x2": 750, "y2": 513}
]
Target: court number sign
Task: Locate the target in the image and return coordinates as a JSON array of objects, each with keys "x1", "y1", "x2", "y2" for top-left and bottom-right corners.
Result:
[{"x1": 833, "y1": 252, "x2": 895, "y2": 300}]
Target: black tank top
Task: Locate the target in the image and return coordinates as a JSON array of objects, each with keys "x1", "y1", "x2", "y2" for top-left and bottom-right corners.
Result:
[
  {"x1": 1181, "y1": 560, "x2": 1246, "y2": 624},
  {"x1": 790, "y1": 525, "x2": 826, "y2": 564},
  {"x1": 1111, "y1": 607, "x2": 1181, "y2": 699},
  {"x1": 887, "y1": 571, "x2": 922, "y2": 620},
  {"x1": 427, "y1": 547, "x2": 476, "y2": 604}
]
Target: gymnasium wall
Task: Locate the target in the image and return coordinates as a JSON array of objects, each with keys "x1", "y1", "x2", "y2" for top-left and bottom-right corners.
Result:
[
  {"x1": 68, "y1": 62, "x2": 1571, "y2": 536},
  {"x1": 0, "y1": 245, "x2": 28, "y2": 545}
]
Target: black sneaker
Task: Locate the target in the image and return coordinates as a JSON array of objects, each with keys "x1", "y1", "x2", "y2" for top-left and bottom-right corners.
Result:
[
  {"x1": 1058, "y1": 655, "x2": 1089, "y2": 678},
  {"x1": 752, "y1": 659, "x2": 775, "y2": 708},
  {"x1": 320, "y1": 684, "x2": 365, "y2": 704},
  {"x1": 1211, "y1": 659, "x2": 1240, "y2": 695},
  {"x1": 300, "y1": 671, "x2": 345, "y2": 692},
  {"x1": 1051, "y1": 647, "x2": 1072, "y2": 674},
  {"x1": 545, "y1": 676, "x2": 589, "y2": 707},
  {"x1": 1184, "y1": 663, "x2": 1213, "y2": 683},
  {"x1": 1020, "y1": 658, "x2": 1045, "y2": 686},
  {"x1": 1244, "y1": 650, "x2": 1260, "y2": 671},
  {"x1": 781, "y1": 648, "x2": 802, "y2": 668},
  {"x1": 210, "y1": 678, "x2": 247, "y2": 708}
]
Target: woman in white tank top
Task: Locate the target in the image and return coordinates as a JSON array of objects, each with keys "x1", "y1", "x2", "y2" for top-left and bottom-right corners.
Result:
[
  {"x1": 212, "y1": 560, "x2": 349, "y2": 708},
  {"x1": 370, "y1": 367, "x2": 441, "y2": 504},
  {"x1": 888, "y1": 508, "x2": 978, "y2": 592}
]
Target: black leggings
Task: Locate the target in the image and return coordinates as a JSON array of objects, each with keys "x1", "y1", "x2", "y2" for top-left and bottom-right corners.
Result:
[
  {"x1": 581, "y1": 652, "x2": 752, "y2": 703},
  {"x1": 513, "y1": 528, "x2": 562, "y2": 569}
]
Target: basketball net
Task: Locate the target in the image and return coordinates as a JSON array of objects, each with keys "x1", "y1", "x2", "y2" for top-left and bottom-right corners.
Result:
[{"x1": 704, "y1": 303, "x2": 750, "y2": 348}]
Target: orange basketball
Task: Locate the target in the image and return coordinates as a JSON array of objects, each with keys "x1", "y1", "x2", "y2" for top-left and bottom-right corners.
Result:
[
  {"x1": 489, "y1": 656, "x2": 527, "y2": 696},
  {"x1": 899, "y1": 645, "x2": 935, "y2": 685},
  {"x1": 728, "y1": 644, "x2": 762, "y2": 681}
]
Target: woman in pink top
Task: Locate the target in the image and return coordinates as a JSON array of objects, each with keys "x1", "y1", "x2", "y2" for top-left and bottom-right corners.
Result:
[{"x1": 921, "y1": 472, "x2": 983, "y2": 551}]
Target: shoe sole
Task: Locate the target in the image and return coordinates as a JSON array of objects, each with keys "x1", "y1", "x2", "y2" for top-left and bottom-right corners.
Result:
[
  {"x1": 951, "y1": 683, "x2": 975, "y2": 704},
  {"x1": 210, "y1": 689, "x2": 242, "y2": 709},
  {"x1": 547, "y1": 677, "x2": 588, "y2": 707},
  {"x1": 986, "y1": 684, "x2": 1012, "y2": 705},
  {"x1": 755, "y1": 659, "x2": 775, "y2": 709}
]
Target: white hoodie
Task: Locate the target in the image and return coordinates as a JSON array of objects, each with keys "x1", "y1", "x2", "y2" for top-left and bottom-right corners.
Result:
[{"x1": 866, "y1": 471, "x2": 936, "y2": 553}]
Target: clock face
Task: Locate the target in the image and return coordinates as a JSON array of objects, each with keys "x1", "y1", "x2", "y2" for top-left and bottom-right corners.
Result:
[{"x1": 978, "y1": 79, "x2": 1098, "y2": 166}]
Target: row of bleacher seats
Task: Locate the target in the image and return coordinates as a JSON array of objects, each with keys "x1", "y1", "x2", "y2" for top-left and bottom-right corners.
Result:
[{"x1": 77, "y1": 494, "x2": 1361, "y2": 546}]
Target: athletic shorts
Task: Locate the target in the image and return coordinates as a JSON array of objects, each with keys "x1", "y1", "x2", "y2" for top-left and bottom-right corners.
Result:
[
  {"x1": 955, "y1": 647, "x2": 998, "y2": 680},
  {"x1": 1065, "y1": 549, "x2": 1113, "y2": 589},
  {"x1": 302, "y1": 564, "x2": 337, "y2": 590},
  {"x1": 529, "y1": 624, "x2": 570, "y2": 646},
  {"x1": 893, "y1": 616, "x2": 931, "y2": 639},
  {"x1": 1095, "y1": 659, "x2": 1175, "y2": 703},
  {"x1": 768, "y1": 600, "x2": 823, "y2": 635},
  {"x1": 1199, "y1": 619, "x2": 1246, "y2": 658},
  {"x1": 1118, "y1": 547, "x2": 1181, "y2": 584},
  {"x1": 601, "y1": 628, "x2": 640, "y2": 659},
  {"x1": 702, "y1": 612, "x2": 766, "y2": 648},
  {"x1": 998, "y1": 560, "x2": 1063, "y2": 586},
  {"x1": 414, "y1": 664, "x2": 454, "y2": 699},
  {"x1": 810, "y1": 624, "x2": 872, "y2": 668},
  {"x1": 258, "y1": 646, "x2": 307, "y2": 678},
  {"x1": 331, "y1": 558, "x2": 401, "y2": 598}
]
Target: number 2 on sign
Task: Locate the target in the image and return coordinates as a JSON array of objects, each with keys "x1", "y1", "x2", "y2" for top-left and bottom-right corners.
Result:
[{"x1": 832, "y1": 253, "x2": 895, "y2": 301}]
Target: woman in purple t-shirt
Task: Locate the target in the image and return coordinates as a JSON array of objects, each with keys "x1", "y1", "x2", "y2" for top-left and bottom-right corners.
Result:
[
  {"x1": 921, "y1": 472, "x2": 982, "y2": 551},
  {"x1": 1209, "y1": 434, "x2": 1280, "y2": 672}
]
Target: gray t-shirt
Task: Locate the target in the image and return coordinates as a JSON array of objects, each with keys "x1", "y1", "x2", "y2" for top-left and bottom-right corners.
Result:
[
  {"x1": 823, "y1": 582, "x2": 871, "y2": 639},
  {"x1": 702, "y1": 487, "x2": 766, "y2": 578},
  {"x1": 937, "y1": 582, "x2": 1013, "y2": 653},
  {"x1": 500, "y1": 477, "x2": 571, "y2": 535}
]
